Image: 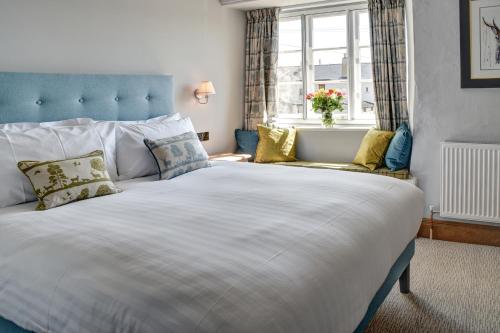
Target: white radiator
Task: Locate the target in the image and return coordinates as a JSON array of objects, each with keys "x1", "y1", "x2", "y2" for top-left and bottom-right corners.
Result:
[{"x1": 441, "y1": 142, "x2": 500, "y2": 223}]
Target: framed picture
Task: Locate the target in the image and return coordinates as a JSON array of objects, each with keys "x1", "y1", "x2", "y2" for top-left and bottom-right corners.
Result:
[{"x1": 460, "y1": 0, "x2": 500, "y2": 88}]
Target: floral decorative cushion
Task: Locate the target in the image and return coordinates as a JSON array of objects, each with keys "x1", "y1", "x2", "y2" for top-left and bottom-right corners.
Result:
[
  {"x1": 18, "y1": 150, "x2": 121, "y2": 210},
  {"x1": 144, "y1": 131, "x2": 210, "y2": 180}
]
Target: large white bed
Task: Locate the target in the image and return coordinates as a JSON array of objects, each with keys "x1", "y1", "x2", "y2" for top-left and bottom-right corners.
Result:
[
  {"x1": 0, "y1": 161, "x2": 424, "y2": 333},
  {"x1": 0, "y1": 72, "x2": 424, "y2": 333}
]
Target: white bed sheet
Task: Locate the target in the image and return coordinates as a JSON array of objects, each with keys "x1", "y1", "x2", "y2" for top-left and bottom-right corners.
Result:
[{"x1": 0, "y1": 162, "x2": 424, "y2": 333}]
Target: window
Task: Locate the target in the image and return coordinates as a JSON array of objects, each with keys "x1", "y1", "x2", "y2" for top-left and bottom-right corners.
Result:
[
  {"x1": 277, "y1": 18, "x2": 304, "y2": 118},
  {"x1": 277, "y1": 5, "x2": 375, "y2": 125}
]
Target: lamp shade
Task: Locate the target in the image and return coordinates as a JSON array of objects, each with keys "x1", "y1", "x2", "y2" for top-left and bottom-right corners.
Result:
[{"x1": 197, "y1": 81, "x2": 216, "y2": 95}]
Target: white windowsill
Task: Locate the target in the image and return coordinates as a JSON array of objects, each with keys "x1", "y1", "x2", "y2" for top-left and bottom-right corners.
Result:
[
  {"x1": 295, "y1": 125, "x2": 373, "y2": 132},
  {"x1": 272, "y1": 119, "x2": 375, "y2": 131}
]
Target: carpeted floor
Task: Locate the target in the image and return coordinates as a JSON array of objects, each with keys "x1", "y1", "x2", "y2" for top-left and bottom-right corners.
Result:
[{"x1": 366, "y1": 239, "x2": 500, "y2": 333}]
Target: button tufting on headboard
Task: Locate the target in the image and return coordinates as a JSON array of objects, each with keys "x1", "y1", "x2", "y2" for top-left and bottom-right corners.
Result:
[{"x1": 0, "y1": 72, "x2": 174, "y2": 123}]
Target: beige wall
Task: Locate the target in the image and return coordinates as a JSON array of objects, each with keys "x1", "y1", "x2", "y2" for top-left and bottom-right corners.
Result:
[{"x1": 0, "y1": 0, "x2": 246, "y2": 154}]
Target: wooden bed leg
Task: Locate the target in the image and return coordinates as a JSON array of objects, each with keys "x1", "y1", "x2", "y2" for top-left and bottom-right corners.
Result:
[{"x1": 399, "y1": 264, "x2": 410, "y2": 294}]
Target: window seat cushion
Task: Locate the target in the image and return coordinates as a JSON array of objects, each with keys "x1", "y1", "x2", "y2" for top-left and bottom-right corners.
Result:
[{"x1": 274, "y1": 161, "x2": 410, "y2": 180}]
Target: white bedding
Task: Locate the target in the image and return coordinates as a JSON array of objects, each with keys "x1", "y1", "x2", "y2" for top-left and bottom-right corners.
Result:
[{"x1": 0, "y1": 162, "x2": 424, "y2": 333}]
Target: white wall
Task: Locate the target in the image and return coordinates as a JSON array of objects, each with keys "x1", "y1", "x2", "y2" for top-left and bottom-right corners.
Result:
[
  {"x1": 0, "y1": 0, "x2": 246, "y2": 154},
  {"x1": 411, "y1": 0, "x2": 500, "y2": 215},
  {"x1": 4, "y1": 0, "x2": 499, "y2": 220},
  {"x1": 296, "y1": 129, "x2": 367, "y2": 163}
]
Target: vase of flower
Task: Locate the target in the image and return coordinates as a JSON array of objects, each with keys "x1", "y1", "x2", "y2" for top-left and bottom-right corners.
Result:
[{"x1": 306, "y1": 89, "x2": 345, "y2": 128}]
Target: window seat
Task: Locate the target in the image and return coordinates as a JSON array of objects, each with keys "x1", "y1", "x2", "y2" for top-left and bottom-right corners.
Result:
[{"x1": 274, "y1": 161, "x2": 411, "y2": 181}]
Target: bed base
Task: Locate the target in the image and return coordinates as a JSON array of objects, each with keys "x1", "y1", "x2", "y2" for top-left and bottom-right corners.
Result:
[
  {"x1": 0, "y1": 240, "x2": 415, "y2": 333},
  {"x1": 353, "y1": 239, "x2": 415, "y2": 332},
  {"x1": 399, "y1": 264, "x2": 411, "y2": 294}
]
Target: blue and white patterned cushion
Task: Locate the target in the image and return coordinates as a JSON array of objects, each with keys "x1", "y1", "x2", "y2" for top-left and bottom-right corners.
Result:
[{"x1": 144, "y1": 132, "x2": 210, "y2": 180}]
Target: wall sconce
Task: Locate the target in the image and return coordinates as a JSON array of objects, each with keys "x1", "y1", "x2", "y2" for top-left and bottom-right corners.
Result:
[{"x1": 194, "y1": 81, "x2": 216, "y2": 104}]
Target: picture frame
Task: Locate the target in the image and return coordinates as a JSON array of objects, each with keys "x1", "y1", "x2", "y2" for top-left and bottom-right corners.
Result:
[{"x1": 460, "y1": 0, "x2": 500, "y2": 88}]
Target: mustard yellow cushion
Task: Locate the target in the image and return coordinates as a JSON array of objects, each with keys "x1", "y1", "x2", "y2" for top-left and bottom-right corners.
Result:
[
  {"x1": 353, "y1": 129, "x2": 394, "y2": 170},
  {"x1": 255, "y1": 125, "x2": 297, "y2": 163}
]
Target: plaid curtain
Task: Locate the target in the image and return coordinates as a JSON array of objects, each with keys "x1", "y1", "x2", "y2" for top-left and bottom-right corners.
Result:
[
  {"x1": 244, "y1": 8, "x2": 280, "y2": 131},
  {"x1": 369, "y1": 0, "x2": 408, "y2": 131}
]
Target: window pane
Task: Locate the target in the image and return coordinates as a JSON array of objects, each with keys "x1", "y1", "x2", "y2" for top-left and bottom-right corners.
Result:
[
  {"x1": 359, "y1": 47, "x2": 375, "y2": 115},
  {"x1": 313, "y1": 49, "x2": 347, "y2": 66},
  {"x1": 278, "y1": 64, "x2": 302, "y2": 82},
  {"x1": 312, "y1": 48, "x2": 349, "y2": 115},
  {"x1": 279, "y1": 19, "x2": 302, "y2": 52},
  {"x1": 313, "y1": 49, "x2": 348, "y2": 80},
  {"x1": 356, "y1": 11, "x2": 375, "y2": 120},
  {"x1": 360, "y1": 81, "x2": 375, "y2": 114},
  {"x1": 278, "y1": 17, "x2": 303, "y2": 116},
  {"x1": 278, "y1": 83, "x2": 303, "y2": 115},
  {"x1": 359, "y1": 12, "x2": 371, "y2": 47},
  {"x1": 278, "y1": 51, "x2": 302, "y2": 67},
  {"x1": 313, "y1": 15, "x2": 347, "y2": 49},
  {"x1": 360, "y1": 47, "x2": 372, "y2": 80},
  {"x1": 360, "y1": 47, "x2": 372, "y2": 64}
]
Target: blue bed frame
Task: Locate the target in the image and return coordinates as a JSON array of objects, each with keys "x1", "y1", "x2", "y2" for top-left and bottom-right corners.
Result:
[
  {"x1": 0, "y1": 72, "x2": 175, "y2": 123},
  {"x1": 0, "y1": 72, "x2": 413, "y2": 333}
]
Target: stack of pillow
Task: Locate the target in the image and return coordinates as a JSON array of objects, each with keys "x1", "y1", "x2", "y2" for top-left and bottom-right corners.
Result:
[
  {"x1": 353, "y1": 123, "x2": 412, "y2": 172},
  {"x1": 235, "y1": 125, "x2": 297, "y2": 163},
  {"x1": 235, "y1": 122, "x2": 412, "y2": 172},
  {"x1": 0, "y1": 114, "x2": 210, "y2": 211}
]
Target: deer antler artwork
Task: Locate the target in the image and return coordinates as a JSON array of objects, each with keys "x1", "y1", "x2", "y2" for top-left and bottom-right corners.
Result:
[{"x1": 483, "y1": 17, "x2": 500, "y2": 64}]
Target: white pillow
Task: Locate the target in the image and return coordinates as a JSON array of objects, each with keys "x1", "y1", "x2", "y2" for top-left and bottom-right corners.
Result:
[
  {"x1": 119, "y1": 114, "x2": 181, "y2": 125},
  {"x1": 0, "y1": 128, "x2": 65, "y2": 207},
  {"x1": 0, "y1": 114, "x2": 177, "y2": 132},
  {"x1": 89, "y1": 113, "x2": 181, "y2": 181},
  {"x1": 146, "y1": 114, "x2": 181, "y2": 123},
  {"x1": 116, "y1": 117, "x2": 196, "y2": 180},
  {"x1": 0, "y1": 125, "x2": 109, "y2": 208},
  {"x1": 0, "y1": 115, "x2": 179, "y2": 206},
  {"x1": 90, "y1": 121, "x2": 118, "y2": 181},
  {"x1": 0, "y1": 118, "x2": 94, "y2": 131},
  {"x1": 54, "y1": 125, "x2": 118, "y2": 181}
]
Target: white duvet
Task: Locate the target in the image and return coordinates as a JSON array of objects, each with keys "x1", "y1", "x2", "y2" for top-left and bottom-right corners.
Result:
[{"x1": 0, "y1": 162, "x2": 424, "y2": 333}]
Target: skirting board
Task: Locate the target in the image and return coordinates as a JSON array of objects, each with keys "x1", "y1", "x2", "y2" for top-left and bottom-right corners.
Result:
[{"x1": 418, "y1": 218, "x2": 500, "y2": 247}]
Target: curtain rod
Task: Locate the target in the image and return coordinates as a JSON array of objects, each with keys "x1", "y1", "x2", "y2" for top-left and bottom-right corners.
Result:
[{"x1": 280, "y1": 0, "x2": 367, "y2": 13}]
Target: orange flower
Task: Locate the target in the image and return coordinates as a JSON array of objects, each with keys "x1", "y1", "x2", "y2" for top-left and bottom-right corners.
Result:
[{"x1": 336, "y1": 91, "x2": 343, "y2": 97}]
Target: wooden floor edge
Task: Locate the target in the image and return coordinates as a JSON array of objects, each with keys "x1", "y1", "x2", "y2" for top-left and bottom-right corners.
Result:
[{"x1": 418, "y1": 218, "x2": 500, "y2": 247}]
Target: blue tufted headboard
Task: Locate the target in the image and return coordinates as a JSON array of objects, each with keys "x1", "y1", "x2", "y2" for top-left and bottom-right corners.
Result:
[{"x1": 0, "y1": 72, "x2": 175, "y2": 124}]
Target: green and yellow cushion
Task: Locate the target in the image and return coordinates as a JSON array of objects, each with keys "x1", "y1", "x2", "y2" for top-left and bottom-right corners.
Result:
[
  {"x1": 255, "y1": 125, "x2": 297, "y2": 163},
  {"x1": 353, "y1": 129, "x2": 395, "y2": 170},
  {"x1": 274, "y1": 161, "x2": 410, "y2": 180},
  {"x1": 18, "y1": 150, "x2": 121, "y2": 210}
]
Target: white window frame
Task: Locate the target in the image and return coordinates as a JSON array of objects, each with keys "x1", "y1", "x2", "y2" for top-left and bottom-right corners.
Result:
[{"x1": 276, "y1": 2, "x2": 376, "y2": 127}]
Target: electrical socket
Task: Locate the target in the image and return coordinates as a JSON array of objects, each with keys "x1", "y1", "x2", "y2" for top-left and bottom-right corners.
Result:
[
  {"x1": 429, "y1": 205, "x2": 440, "y2": 214},
  {"x1": 197, "y1": 132, "x2": 209, "y2": 141}
]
